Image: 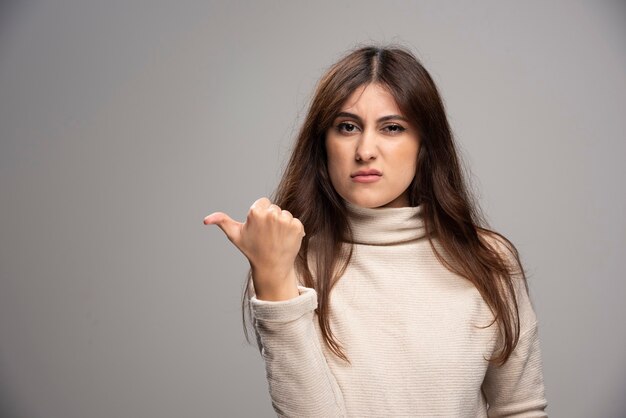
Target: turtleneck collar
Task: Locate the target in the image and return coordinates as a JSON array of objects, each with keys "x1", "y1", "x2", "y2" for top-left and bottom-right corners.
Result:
[{"x1": 344, "y1": 200, "x2": 426, "y2": 245}]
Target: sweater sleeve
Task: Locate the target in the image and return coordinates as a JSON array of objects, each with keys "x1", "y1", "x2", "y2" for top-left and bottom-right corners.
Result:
[
  {"x1": 482, "y1": 320, "x2": 548, "y2": 417},
  {"x1": 249, "y1": 285, "x2": 347, "y2": 418},
  {"x1": 481, "y1": 239, "x2": 548, "y2": 417},
  {"x1": 483, "y1": 233, "x2": 547, "y2": 418}
]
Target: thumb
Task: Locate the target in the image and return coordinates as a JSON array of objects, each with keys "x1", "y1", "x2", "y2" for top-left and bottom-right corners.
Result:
[{"x1": 203, "y1": 212, "x2": 242, "y2": 245}]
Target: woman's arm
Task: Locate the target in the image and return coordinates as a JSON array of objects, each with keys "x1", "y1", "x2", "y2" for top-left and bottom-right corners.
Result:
[
  {"x1": 205, "y1": 198, "x2": 346, "y2": 415},
  {"x1": 481, "y1": 236, "x2": 548, "y2": 417},
  {"x1": 482, "y1": 319, "x2": 548, "y2": 417},
  {"x1": 205, "y1": 197, "x2": 346, "y2": 415},
  {"x1": 250, "y1": 285, "x2": 347, "y2": 418}
]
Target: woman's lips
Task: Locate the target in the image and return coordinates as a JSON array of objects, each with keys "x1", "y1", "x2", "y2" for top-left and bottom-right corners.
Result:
[
  {"x1": 352, "y1": 174, "x2": 382, "y2": 183},
  {"x1": 351, "y1": 168, "x2": 382, "y2": 183}
]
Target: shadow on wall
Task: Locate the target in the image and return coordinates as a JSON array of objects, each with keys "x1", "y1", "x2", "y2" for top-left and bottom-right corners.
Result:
[
  {"x1": 0, "y1": 362, "x2": 28, "y2": 418},
  {"x1": 0, "y1": 0, "x2": 29, "y2": 50}
]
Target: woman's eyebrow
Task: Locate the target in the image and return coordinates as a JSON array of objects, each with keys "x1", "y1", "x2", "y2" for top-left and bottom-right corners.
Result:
[{"x1": 335, "y1": 111, "x2": 409, "y2": 123}]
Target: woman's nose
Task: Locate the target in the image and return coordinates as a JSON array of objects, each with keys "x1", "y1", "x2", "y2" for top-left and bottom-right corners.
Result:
[{"x1": 355, "y1": 129, "x2": 378, "y2": 162}]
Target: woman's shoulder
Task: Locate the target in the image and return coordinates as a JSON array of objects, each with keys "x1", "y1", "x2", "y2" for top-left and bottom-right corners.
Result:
[
  {"x1": 478, "y1": 229, "x2": 519, "y2": 267},
  {"x1": 478, "y1": 228, "x2": 539, "y2": 333}
]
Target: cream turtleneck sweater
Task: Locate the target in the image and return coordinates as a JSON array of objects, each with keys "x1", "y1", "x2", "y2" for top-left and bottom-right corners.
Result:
[{"x1": 249, "y1": 202, "x2": 547, "y2": 417}]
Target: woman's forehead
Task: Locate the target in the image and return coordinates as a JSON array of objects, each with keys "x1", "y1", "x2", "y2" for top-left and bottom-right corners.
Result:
[{"x1": 338, "y1": 83, "x2": 403, "y2": 118}]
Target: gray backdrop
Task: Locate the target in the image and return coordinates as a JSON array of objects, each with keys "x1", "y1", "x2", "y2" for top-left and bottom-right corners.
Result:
[{"x1": 1, "y1": 1, "x2": 624, "y2": 417}]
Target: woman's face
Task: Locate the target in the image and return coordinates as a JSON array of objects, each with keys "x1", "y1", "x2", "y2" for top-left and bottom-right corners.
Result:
[{"x1": 325, "y1": 83, "x2": 420, "y2": 208}]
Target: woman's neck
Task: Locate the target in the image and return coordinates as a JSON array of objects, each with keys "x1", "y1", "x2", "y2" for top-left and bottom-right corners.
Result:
[{"x1": 344, "y1": 200, "x2": 426, "y2": 245}]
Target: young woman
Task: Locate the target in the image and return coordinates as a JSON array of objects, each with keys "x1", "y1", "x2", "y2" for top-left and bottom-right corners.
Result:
[{"x1": 204, "y1": 45, "x2": 548, "y2": 417}]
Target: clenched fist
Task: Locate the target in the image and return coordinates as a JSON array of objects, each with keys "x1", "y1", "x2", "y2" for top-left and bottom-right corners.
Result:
[{"x1": 203, "y1": 197, "x2": 305, "y2": 301}]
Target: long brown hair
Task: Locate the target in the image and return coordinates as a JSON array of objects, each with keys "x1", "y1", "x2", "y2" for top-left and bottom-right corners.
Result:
[{"x1": 242, "y1": 44, "x2": 528, "y2": 366}]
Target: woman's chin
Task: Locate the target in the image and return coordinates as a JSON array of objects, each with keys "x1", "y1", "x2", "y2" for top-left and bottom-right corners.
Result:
[
  {"x1": 342, "y1": 193, "x2": 409, "y2": 209},
  {"x1": 342, "y1": 196, "x2": 394, "y2": 209}
]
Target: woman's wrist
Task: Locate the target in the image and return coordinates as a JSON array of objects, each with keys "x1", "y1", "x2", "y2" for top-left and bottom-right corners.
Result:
[{"x1": 252, "y1": 267, "x2": 300, "y2": 301}]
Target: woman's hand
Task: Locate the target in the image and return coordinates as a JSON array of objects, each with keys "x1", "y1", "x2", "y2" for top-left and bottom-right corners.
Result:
[{"x1": 203, "y1": 197, "x2": 305, "y2": 301}]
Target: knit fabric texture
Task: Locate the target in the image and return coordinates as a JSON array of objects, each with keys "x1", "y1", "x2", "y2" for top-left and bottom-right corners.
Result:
[{"x1": 250, "y1": 201, "x2": 548, "y2": 417}]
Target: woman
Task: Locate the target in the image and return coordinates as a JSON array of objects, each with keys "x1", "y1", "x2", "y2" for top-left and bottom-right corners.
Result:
[{"x1": 204, "y1": 45, "x2": 548, "y2": 417}]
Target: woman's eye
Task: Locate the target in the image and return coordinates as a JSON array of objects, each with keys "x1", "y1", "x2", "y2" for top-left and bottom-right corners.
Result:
[
  {"x1": 337, "y1": 122, "x2": 359, "y2": 133},
  {"x1": 384, "y1": 124, "x2": 405, "y2": 133}
]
